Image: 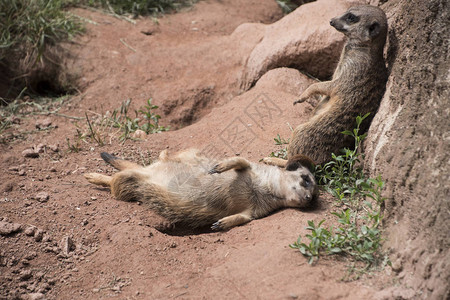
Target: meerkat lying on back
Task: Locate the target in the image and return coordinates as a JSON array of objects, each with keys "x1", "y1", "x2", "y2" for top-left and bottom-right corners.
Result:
[
  {"x1": 85, "y1": 149, "x2": 318, "y2": 230},
  {"x1": 265, "y1": 5, "x2": 388, "y2": 167}
]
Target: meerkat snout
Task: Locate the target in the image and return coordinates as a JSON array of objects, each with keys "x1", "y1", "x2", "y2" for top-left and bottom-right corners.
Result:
[{"x1": 283, "y1": 154, "x2": 318, "y2": 206}]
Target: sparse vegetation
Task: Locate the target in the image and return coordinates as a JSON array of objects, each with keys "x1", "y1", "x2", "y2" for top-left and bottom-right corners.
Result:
[
  {"x1": 67, "y1": 98, "x2": 169, "y2": 150},
  {"x1": 290, "y1": 114, "x2": 388, "y2": 271},
  {"x1": 0, "y1": 0, "x2": 196, "y2": 100},
  {"x1": 108, "y1": 98, "x2": 169, "y2": 141},
  {"x1": 276, "y1": 0, "x2": 299, "y2": 14},
  {"x1": 269, "y1": 134, "x2": 289, "y2": 159}
]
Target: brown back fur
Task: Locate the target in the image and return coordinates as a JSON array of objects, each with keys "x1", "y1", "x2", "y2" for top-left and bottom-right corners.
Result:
[{"x1": 289, "y1": 5, "x2": 388, "y2": 165}]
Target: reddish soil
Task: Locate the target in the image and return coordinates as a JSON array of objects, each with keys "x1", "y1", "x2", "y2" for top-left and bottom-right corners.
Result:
[{"x1": 0, "y1": 1, "x2": 395, "y2": 299}]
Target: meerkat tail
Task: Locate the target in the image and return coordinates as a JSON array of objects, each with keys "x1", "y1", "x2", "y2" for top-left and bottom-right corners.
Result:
[{"x1": 100, "y1": 152, "x2": 142, "y2": 170}]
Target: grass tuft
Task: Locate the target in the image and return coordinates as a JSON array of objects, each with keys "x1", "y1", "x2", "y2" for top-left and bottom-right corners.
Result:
[
  {"x1": 0, "y1": 0, "x2": 83, "y2": 62},
  {"x1": 0, "y1": 0, "x2": 84, "y2": 99},
  {"x1": 70, "y1": 0, "x2": 197, "y2": 17}
]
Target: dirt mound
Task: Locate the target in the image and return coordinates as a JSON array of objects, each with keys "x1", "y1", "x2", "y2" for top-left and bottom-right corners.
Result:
[{"x1": 69, "y1": 0, "x2": 282, "y2": 129}]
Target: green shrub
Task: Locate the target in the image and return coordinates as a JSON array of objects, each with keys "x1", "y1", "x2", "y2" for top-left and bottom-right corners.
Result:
[
  {"x1": 0, "y1": 0, "x2": 83, "y2": 99},
  {"x1": 290, "y1": 114, "x2": 388, "y2": 269},
  {"x1": 0, "y1": 0, "x2": 82, "y2": 61}
]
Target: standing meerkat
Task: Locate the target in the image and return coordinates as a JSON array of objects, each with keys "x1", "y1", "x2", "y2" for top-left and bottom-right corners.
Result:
[
  {"x1": 265, "y1": 5, "x2": 388, "y2": 167},
  {"x1": 84, "y1": 149, "x2": 317, "y2": 230}
]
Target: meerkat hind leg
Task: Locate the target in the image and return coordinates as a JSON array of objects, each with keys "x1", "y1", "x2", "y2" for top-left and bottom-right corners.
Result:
[
  {"x1": 100, "y1": 152, "x2": 141, "y2": 170},
  {"x1": 84, "y1": 173, "x2": 112, "y2": 187}
]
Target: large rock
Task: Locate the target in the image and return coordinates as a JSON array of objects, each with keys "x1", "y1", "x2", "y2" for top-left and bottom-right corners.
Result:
[
  {"x1": 364, "y1": 0, "x2": 449, "y2": 298},
  {"x1": 240, "y1": 0, "x2": 365, "y2": 89}
]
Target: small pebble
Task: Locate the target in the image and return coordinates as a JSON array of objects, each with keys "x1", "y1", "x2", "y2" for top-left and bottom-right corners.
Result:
[
  {"x1": 22, "y1": 149, "x2": 39, "y2": 158},
  {"x1": 35, "y1": 192, "x2": 49, "y2": 202}
]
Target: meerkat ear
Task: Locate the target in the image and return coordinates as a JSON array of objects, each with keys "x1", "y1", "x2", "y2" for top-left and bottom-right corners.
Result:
[
  {"x1": 286, "y1": 154, "x2": 316, "y2": 173},
  {"x1": 368, "y1": 21, "x2": 380, "y2": 37}
]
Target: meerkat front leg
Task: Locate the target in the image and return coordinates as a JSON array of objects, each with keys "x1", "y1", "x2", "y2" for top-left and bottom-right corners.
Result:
[
  {"x1": 261, "y1": 157, "x2": 288, "y2": 168},
  {"x1": 211, "y1": 212, "x2": 253, "y2": 230},
  {"x1": 294, "y1": 81, "x2": 335, "y2": 105},
  {"x1": 208, "y1": 157, "x2": 251, "y2": 174}
]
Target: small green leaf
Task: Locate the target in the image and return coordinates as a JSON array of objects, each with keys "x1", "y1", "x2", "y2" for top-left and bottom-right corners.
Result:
[{"x1": 330, "y1": 247, "x2": 342, "y2": 253}]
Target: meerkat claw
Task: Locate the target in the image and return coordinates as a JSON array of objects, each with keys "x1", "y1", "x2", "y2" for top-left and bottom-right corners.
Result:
[
  {"x1": 211, "y1": 221, "x2": 223, "y2": 231},
  {"x1": 293, "y1": 99, "x2": 304, "y2": 105},
  {"x1": 208, "y1": 165, "x2": 219, "y2": 174},
  {"x1": 208, "y1": 163, "x2": 225, "y2": 174}
]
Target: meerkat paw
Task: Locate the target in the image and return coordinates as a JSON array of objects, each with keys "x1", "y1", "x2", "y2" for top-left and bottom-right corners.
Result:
[
  {"x1": 208, "y1": 158, "x2": 251, "y2": 174},
  {"x1": 211, "y1": 220, "x2": 224, "y2": 231},
  {"x1": 208, "y1": 162, "x2": 227, "y2": 174}
]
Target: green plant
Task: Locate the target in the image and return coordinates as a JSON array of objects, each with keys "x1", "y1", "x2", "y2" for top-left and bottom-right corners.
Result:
[
  {"x1": 66, "y1": 129, "x2": 84, "y2": 153},
  {"x1": 78, "y1": 98, "x2": 169, "y2": 146},
  {"x1": 290, "y1": 114, "x2": 387, "y2": 269},
  {"x1": 85, "y1": 112, "x2": 105, "y2": 146},
  {"x1": 0, "y1": 0, "x2": 83, "y2": 99},
  {"x1": 137, "y1": 98, "x2": 168, "y2": 134},
  {"x1": 72, "y1": 0, "x2": 197, "y2": 17},
  {"x1": 110, "y1": 98, "x2": 169, "y2": 141},
  {"x1": 276, "y1": 0, "x2": 298, "y2": 14},
  {"x1": 315, "y1": 113, "x2": 370, "y2": 207},
  {"x1": 276, "y1": 0, "x2": 315, "y2": 14},
  {"x1": 269, "y1": 134, "x2": 289, "y2": 159}
]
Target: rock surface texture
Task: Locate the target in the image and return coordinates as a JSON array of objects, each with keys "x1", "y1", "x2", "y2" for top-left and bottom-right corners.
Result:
[
  {"x1": 365, "y1": 0, "x2": 449, "y2": 298},
  {"x1": 241, "y1": 0, "x2": 363, "y2": 89}
]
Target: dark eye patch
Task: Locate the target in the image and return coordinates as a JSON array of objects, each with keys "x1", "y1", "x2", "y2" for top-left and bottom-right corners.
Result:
[
  {"x1": 368, "y1": 22, "x2": 380, "y2": 37},
  {"x1": 286, "y1": 161, "x2": 300, "y2": 171},
  {"x1": 301, "y1": 174, "x2": 311, "y2": 187},
  {"x1": 345, "y1": 13, "x2": 359, "y2": 24}
]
